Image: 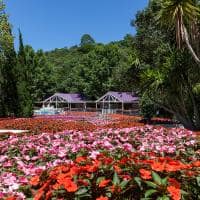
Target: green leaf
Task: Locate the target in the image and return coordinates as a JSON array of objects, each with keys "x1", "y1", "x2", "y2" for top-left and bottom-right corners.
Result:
[
  {"x1": 96, "y1": 177, "x2": 105, "y2": 184},
  {"x1": 152, "y1": 171, "x2": 162, "y2": 185},
  {"x1": 134, "y1": 177, "x2": 142, "y2": 189},
  {"x1": 145, "y1": 181, "x2": 158, "y2": 189},
  {"x1": 145, "y1": 189, "x2": 157, "y2": 198},
  {"x1": 75, "y1": 188, "x2": 88, "y2": 195},
  {"x1": 180, "y1": 189, "x2": 188, "y2": 195},
  {"x1": 113, "y1": 172, "x2": 120, "y2": 185},
  {"x1": 156, "y1": 195, "x2": 170, "y2": 200},
  {"x1": 106, "y1": 192, "x2": 112, "y2": 198},
  {"x1": 120, "y1": 180, "x2": 130, "y2": 189},
  {"x1": 196, "y1": 177, "x2": 200, "y2": 187},
  {"x1": 161, "y1": 177, "x2": 168, "y2": 186}
]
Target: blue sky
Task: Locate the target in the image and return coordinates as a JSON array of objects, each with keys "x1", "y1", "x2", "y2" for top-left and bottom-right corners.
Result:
[{"x1": 5, "y1": 0, "x2": 148, "y2": 51}]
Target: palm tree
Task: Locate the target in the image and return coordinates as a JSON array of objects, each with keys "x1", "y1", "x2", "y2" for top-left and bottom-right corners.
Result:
[{"x1": 157, "y1": 0, "x2": 200, "y2": 63}]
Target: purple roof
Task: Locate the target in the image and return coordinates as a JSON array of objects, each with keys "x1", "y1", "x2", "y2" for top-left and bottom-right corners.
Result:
[
  {"x1": 98, "y1": 91, "x2": 139, "y2": 103},
  {"x1": 53, "y1": 93, "x2": 86, "y2": 103}
]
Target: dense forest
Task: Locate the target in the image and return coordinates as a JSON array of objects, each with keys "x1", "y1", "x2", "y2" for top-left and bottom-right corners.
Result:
[
  {"x1": 0, "y1": 0, "x2": 200, "y2": 130},
  {"x1": 45, "y1": 34, "x2": 140, "y2": 100}
]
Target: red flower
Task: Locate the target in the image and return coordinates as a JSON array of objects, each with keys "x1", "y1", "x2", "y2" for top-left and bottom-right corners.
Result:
[
  {"x1": 119, "y1": 157, "x2": 129, "y2": 165},
  {"x1": 34, "y1": 190, "x2": 44, "y2": 200},
  {"x1": 67, "y1": 166, "x2": 79, "y2": 177},
  {"x1": 110, "y1": 185, "x2": 121, "y2": 193},
  {"x1": 120, "y1": 174, "x2": 131, "y2": 180},
  {"x1": 151, "y1": 162, "x2": 165, "y2": 172},
  {"x1": 76, "y1": 156, "x2": 87, "y2": 163},
  {"x1": 57, "y1": 173, "x2": 68, "y2": 182},
  {"x1": 5, "y1": 197, "x2": 16, "y2": 200},
  {"x1": 30, "y1": 176, "x2": 40, "y2": 186},
  {"x1": 184, "y1": 170, "x2": 195, "y2": 176},
  {"x1": 96, "y1": 196, "x2": 109, "y2": 200},
  {"x1": 52, "y1": 183, "x2": 61, "y2": 190},
  {"x1": 63, "y1": 178, "x2": 78, "y2": 192},
  {"x1": 45, "y1": 190, "x2": 52, "y2": 200},
  {"x1": 167, "y1": 186, "x2": 181, "y2": 200},
  {"x1": 77, "y1": 179, "x2": 89, "y2": 186},
  {"x1": 113, "y1": 165, "x2": 122, "y2": 173},
  {"x1": 168, "y1": 178, "x2": 180, "y2": 189},
  {"x1": 85, "y1": 161, "x2": 99, "y2": 173},
  {"x1": 99, "y1": 179, "x2": 111, "y2": 187},
  {"x1": 192, "y1": 160, "x2": 200, "y2": 167},
  {"x1": 139, "y1": 169, "x2": 152, "y2": 180}
]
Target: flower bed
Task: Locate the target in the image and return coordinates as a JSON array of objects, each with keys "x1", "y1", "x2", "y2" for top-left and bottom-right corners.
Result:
[
  {"x1": 0, "y1": 114, "x2": 146, "y2": 133},
  {"x1": 0, "y1": 120, "x2": 199, "y2": 199},
  {"x1": 28, "y1": 153, "x2": 200, "y2": 200},
  {"x1": 0, "y1": 118, "x2": 96, "y2": 133}
]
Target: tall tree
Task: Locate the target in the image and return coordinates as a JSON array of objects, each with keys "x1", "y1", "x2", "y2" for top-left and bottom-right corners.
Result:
[
  {"x1": 134, "y1": 0, "x2": 200, "y2": 130},
  {"x1": 80, "y1": 34, "x2": 95, "y2": 46},
  {"x1": 0, "y1": 0, "x2": 19, "y2": 116},
  {"x1": 17, "y1": 30, "x2": 33, "y2": 117},
  {"x1": 33, "y1": 49, "x2": 55, "y2": 101}
]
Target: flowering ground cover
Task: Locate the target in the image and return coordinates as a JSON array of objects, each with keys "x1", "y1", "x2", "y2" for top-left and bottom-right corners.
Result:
[
  {"x1": 0, "y1": 118, "x2": 96, "y2": 133},
  {"x1": 0, "y1": 114, "x2": 145, "y2": 133},
  {"x1": 0, "y1": 114, "x2": 199, "y2": 199}
]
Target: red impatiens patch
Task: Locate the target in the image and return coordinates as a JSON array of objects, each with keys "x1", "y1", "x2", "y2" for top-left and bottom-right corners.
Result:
[
  {"x1": 98, "y1": 179, "x2": 111, "y2": 188},
  {"x1": 0, "y1": 118, "x2": 96, "y2": 133},
  {"x1": 167, "y1": 186, "x2": 181, "y2": 200},
  {"x1": 139, "y1": 169, "x2": 152, "y2": 180},
  {"x1": 26, "y1": 153, "x2": 199, "y2": 200},
  {"x1": 96, "y1": 196, "x2": 109, "y2": 200},
  {"x1": 29, "y1": 175, "x2": 40, "y2": 186}
]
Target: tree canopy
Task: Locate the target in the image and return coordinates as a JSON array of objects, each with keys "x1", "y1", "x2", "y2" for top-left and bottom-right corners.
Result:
[{"x1": 0, "y1": 0, "x2": 200, "y2": 130}]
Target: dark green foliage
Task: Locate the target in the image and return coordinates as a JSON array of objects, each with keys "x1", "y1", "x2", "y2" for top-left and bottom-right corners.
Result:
[
  {"x1": 80, "y1": 34, "x2": 95, "y2": 46},
  {"x1": 33, "y1": 49, "x2": 55, "y2": 101},
  {"x1": 17, "y1": 37, "x2": 55, "y2": 115},
  {"x1": 1, "y1": 47, "x2": 19, "y2": 116},
  {"x1": 134, "y1": 0, "x2": 200, "y2": 130},
  {"x1": 17, "y1": 31, "x2": 34, "y2": 117},
  {"x1": 0, "y1": 2, "x2": 19, "y2": 117},
  {"x1": 45, "y1": 35, "x2": 140, "y2": 100},
  {"x1": 1, "y1": 0, "x2": 200, "y2": 131},
  {"x1": 140, "y1": 94, "x2": 156, "y2": 121}
]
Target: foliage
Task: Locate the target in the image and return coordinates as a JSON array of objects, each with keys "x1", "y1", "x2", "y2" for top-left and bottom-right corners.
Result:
[
  {"x1": 17, "y1": 31, "x2": 34, "y2": 117},
  {"x1": 0, "y1": 0, "x2": 19, "y2": 117},
  {"x1": 45, "y1": 35, "x2": 140, "y2": 99},
  {"x1": 28, "y1": 154, "x2": 199, "y2": 200},
  {"x1": 140, "y1": 93, "x2": 156, "y2": 121},
  {"x1": 134, "y1": 0, "x2": 200, "y2": 130},
  {"x1": 80, "y1": 34, "x2": 95, "y2": 46},
  {"x1": 157, "y1": 0, "x2": 200, "y2": 63}
]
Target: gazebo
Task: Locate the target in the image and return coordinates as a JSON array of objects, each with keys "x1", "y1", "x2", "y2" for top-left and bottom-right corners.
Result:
[
  {"x1": 96, "y1": 91, "x2": 139, "y2": 114},
  {"x1": 42, "y1": 93, "x2": 86, "y2": 111}
]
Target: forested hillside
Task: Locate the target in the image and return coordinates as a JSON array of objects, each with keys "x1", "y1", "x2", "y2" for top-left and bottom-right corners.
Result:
[
  {"x1": 45, "y1": 34, "x2": 140, "y2": 100},
  {"x1": 1, "y1": 0, "x2": 200, "y2": 130}
]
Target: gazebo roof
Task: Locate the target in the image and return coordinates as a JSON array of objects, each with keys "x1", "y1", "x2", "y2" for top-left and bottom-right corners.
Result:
[
  {"x1": 43, "y1": 93, "x2": 86, "y2": 103},
  {"x1": 96, "y1": 91, "x2": 139, "y2": 103}
]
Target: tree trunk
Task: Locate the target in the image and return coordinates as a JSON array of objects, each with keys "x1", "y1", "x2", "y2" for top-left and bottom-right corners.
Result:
[
  {"x1": 182, "y1": 73, "x2": 200, "y2": 130},
  {"x1": 175, "y1": 112, "x2": 195, "y2": 130}
]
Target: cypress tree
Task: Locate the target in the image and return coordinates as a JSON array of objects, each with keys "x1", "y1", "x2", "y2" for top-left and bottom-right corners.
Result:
[{"x1": 17, "y1": 30, "x2": 33, "y2": 117}]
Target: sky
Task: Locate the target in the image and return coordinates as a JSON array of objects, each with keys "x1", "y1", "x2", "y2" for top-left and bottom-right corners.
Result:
[{"x1": 5, "y1": 0, "x2": 149, "y2": 51}]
